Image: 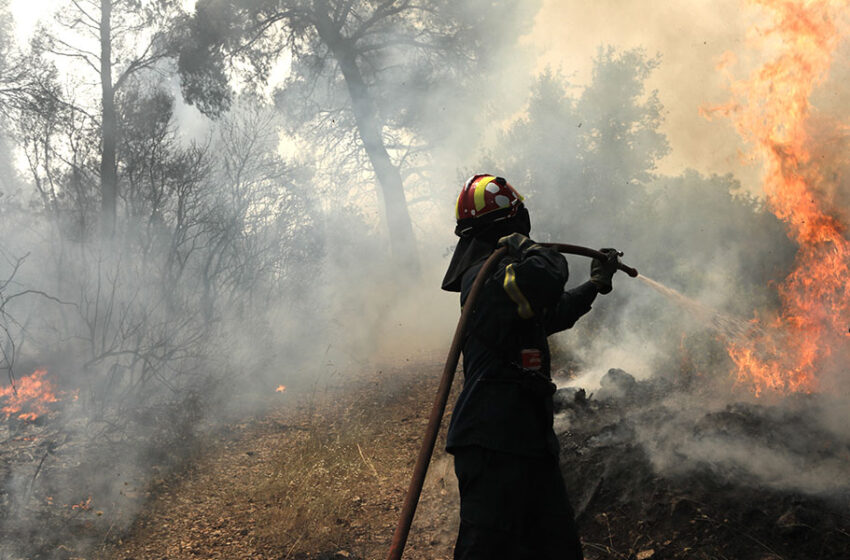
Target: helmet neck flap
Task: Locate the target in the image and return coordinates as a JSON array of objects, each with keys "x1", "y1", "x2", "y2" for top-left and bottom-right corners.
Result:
[{"x1": 441, "y1": 205, "x2": 531, "y2": 292}]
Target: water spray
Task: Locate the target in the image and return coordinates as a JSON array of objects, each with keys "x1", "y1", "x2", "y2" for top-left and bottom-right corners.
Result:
[
  {"x1": 386, "y1": 243, "x2": 637, "y2": 560},
  {"x1": 636, "y1": 275, "x2": 763, "y2": 343}
]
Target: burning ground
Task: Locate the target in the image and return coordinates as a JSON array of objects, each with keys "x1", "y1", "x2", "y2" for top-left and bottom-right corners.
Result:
[
  {"x1": 10, "y1": 360, "x2": 836, "y2": 560},
  {"x1": 0, "y1": 366, "x2": 204, "y2": 558}
]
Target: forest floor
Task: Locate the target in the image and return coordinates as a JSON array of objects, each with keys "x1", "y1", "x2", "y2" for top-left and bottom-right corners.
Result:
[
  {"x1": 94, "y1": 360, "x2": 461, "y2": 560},
  {"x1": 90, "y1": 359, "x2": 850, "y2": 560}
]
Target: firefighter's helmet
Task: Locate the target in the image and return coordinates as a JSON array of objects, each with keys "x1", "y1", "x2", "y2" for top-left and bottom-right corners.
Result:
[{"x1": 455, "y1": 174, "x2": 524, "y2": 236}]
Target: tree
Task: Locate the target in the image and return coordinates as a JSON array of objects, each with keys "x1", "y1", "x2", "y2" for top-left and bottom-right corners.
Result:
[
  {"x1": 197, "y1": 99, "x2": 320, "y2": 318},
  {"x1": 15, "y1": 71, "x2": 98, "y2": 233},
  {"x1": 178, "y1": 0, "x2": 538, "y2": 271},
  {"x1": 34, "y1": 0, "x2": 186, "y2": 230},
  {"x1": 486, "y1": 49, "x2": 669, "y2": 243},
  {"x1": 575, "y1": 47, "x2": 669, "y2": 196},
  {"x1": 0, "y1": 0, "x2": 32, "y2": 120},
  {"x1": 0, "y1": 0, "x2": 21, "y2": 194},
  {"x1": 483, "y1": 51, "x2": 795, "y2": 376},
  {"x1": 0, "y1": 1, "x2": 63, "y2": 198}
]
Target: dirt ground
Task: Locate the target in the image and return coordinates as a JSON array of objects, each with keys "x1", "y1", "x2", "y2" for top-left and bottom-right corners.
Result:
[
  {"x1": 94, "y1": 362, "x2": 461, "y2": 560},
  {"x1": 89, "y1": 361, "x2": 850, "y2": 560}
]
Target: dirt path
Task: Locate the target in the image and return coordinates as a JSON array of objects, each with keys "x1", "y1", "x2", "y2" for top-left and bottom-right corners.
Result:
[{"x1": 95, "y1": 362, "x2": 460, "y2": 560}]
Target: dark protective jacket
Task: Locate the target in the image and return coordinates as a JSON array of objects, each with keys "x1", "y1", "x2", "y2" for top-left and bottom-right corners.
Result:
[{"x1": 446, "y1": 242, "x2": 598, "y2": 458}]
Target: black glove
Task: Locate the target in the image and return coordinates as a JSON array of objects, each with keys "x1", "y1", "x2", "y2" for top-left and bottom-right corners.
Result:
[
  {"x1": 497, "y1": 233, "x2": 535, "y2": 260},
  {"x1": 590, "y1": 248, "x2": 621, "y2": 294}
]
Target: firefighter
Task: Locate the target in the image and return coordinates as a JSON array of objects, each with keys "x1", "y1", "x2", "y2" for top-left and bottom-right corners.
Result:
[{"x1": 441, "y1": 174, "x2": 619, "y2": 560}]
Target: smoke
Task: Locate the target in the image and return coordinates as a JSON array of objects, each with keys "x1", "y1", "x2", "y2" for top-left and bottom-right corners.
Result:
[
  {"x1": 2, "y1": 0, "x2": 850, "y2": 556},
  {"x1": 526, "y1": 0, "x2": 766, "y2": 187},
  {"x1": 0, "y1": 1, "x2": 546, "y2": 550},
  {"x1": 804, "y1": 38, "x2": 850, "y2": 232},
  {"x1": 634, "y1": 395, "x2": 850, "y2": 495},
  {"x1": 483, "y1": 0, "x2": 850, "y2": 498}
]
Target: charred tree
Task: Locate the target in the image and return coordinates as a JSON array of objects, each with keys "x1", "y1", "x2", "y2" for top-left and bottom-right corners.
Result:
[{"x1": 99, "y1": 0, "x2": 117, "y2": 230}]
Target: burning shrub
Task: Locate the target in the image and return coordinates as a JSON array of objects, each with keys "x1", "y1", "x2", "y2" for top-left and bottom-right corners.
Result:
[{"x1": 0, "y1": 369, "x2": 58, "y2": 422}]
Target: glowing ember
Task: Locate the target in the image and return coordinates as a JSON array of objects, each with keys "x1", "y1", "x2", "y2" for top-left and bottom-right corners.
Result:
[
  {"x1": 71, "y1": 496, "x2": 92, "y2": 511},
  {"x1": 706, "y1": 0, "x2": 850, "y2": 395},
  {"x1": 275, "y1": 385, "x2": 286, "y2": 393},
  {"x1": 0, "y1": 369, "x2": 59, "y2": 420}
]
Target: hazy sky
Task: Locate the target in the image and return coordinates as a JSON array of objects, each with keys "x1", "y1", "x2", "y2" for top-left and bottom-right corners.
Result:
[{"x1": 526, "y1": 0, "x2": 769, "y2": 190}]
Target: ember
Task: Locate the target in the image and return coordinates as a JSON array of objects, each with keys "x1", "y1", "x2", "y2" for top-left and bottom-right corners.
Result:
[
  {"x1": 0, "y1": 369, "x2": 59, "y2": 421},
  {"x1": 70, "y1": 497, "x2": 92, "y2": 511},
  {"x1": 706, "y1": 0, "x2": 850, "y2": 396}
]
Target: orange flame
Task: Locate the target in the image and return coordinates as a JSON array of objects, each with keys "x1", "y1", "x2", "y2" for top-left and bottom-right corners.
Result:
[
  {"x1": 707, "y1": 0, "x2": 850, "y2": 395},
  {"x1": 275, "y1": 385, "x2": 286, "y2": 393},
  {"x1": 0, "y1": 369, "x2": 59, "y2": 420}
]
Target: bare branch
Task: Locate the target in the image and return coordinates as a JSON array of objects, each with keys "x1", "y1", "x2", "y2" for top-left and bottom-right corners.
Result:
[
  {"x1": 350, "y1": 0, "x2": 412, "y2": 42},
  {"x1": 49, "y1": 34, "x2": 103, "y2": 63},
  {"x1": 230, "y1": 9, "x2": 304, "y2": 57},
  {"x1": 0, "y1": 252, "x2": 29, "y2": 293},
  {"x1": 113, "y1": 38, "x2": 163, "y2": 91},
  {"x1": 4, "y1": 290, "x2": 78, "y2": 309},
  {"x1": 69, "y1": 0, "x2": 102, "y2": 29},
  {"x1": 333, "y1": 0, "x2": 356, "y2": 30}
]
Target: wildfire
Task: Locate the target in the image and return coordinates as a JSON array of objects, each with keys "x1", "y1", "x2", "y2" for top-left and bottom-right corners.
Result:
[
  {"x1": 275, "y1": 385, "x2": 287, "y2": 393},
  {"x1": 706, "y1": 0, "x2": 850, "y2": 395},
  {"x1": 0, "y1": 369, "x2": 59, "y2": 421}
]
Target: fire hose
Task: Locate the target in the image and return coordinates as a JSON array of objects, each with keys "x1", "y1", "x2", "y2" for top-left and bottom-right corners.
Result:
[{"x1": 386, "y1": 243, "x2": 638, "y2": 560}]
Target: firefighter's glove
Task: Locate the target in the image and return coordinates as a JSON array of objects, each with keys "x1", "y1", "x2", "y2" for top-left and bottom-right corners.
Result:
[
  {"x1": 497, "y1": 233, "x2": 535, "y2": 260},
  {"x1": 590, "y1": 248, "x2": 621, "y2": 294}
]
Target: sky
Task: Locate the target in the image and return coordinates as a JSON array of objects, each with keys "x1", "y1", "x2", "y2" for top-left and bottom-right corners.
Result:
[{"x1": 9, "y1": 0, "x2": 775, "y2": 191}]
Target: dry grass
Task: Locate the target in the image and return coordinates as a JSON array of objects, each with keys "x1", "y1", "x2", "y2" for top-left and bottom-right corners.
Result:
[
  {"x1": 240, "y1": 370, "x2": 458, "y2": 559},
  {"x1": 97, "y1": 363, "x2": 459, "y2": 560}
]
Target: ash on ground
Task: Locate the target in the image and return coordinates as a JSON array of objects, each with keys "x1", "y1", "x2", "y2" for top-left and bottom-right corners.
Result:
[
  {"x1": 555, "y1": 368, "x2": 850, "y2": 560},
  {"x1": 0, "y1": 405, "x2": 199, "y2": 560}
]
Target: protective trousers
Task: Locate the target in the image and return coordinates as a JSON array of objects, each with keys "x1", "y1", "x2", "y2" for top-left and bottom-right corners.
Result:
[{"x1": 453, "y1": 446, "x2": 584, "y2": 560}]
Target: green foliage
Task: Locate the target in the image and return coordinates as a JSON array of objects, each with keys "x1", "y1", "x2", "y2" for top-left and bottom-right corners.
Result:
[
  {"x1": 631, "y1": 171, "x2": 795, "y2": 313},
  {"x1": 177, "y1": 0, "x2": 249, "y2": 116},
  {"x1": 482, "y1": 48, "x2": 796, "y2": 372},
  {"x1": 180, "y1": 0, "x2": 539, "y2": 173},
  {"x1": 578, "y1": 48, "x2": 669, "y2": 186},
  {"x1": 486, "y1": 48, "x2": 670, "y2": 239}
]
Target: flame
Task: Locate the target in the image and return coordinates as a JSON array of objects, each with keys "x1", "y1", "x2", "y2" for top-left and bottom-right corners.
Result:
[
  {"x1": 706, "y1": 0, "x2": 850, "y2": 395},
  {"x1": 275, "y1": 385, "x2": 286, "y2": 393},
  {"x1": 0, "y1": 369, "x2": 59, "y2": 420}
]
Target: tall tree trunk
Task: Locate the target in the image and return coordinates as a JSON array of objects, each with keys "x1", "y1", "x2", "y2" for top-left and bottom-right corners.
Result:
[
  {"x1": 316, "y1": 14, "x2": 419, "y2": 273},
  {"x1": 100, "y1": 0, "x2": 117, "y2": 232}
]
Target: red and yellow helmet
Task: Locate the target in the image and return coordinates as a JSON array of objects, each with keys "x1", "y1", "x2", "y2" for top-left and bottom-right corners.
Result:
[{"x1": 455, "y1": 174, "x2": 524, "y2": 234}]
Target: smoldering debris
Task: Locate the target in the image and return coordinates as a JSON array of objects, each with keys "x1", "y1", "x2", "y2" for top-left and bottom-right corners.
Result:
[
  {"x1": 556, "y1": 368, "x2": 850, "y2": 559},
  {"x1": 0, "y1": 386, "x2": 202, "y2": 560}
]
